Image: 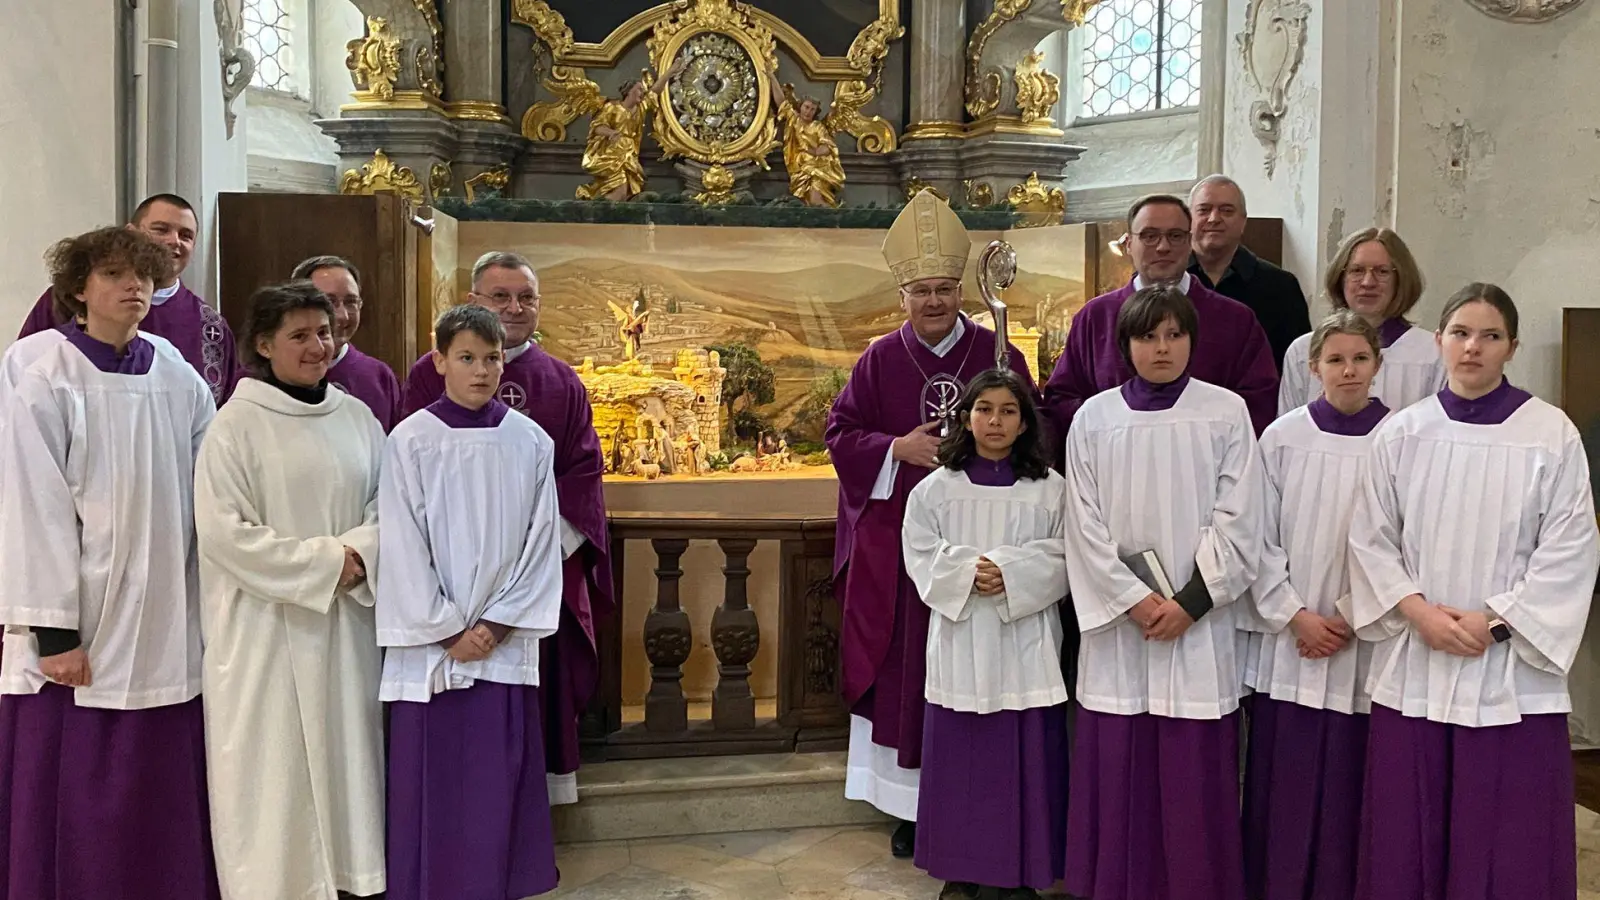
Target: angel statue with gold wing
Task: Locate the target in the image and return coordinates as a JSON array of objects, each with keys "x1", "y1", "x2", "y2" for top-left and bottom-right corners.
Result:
[
  {"x1": 568, "y1": 56, "x2": 690, "y2": 202},
  {"x1": 767, "y1": 63, "x2": 847, "y2": 208},
  {"x1": 607, "y1": 295, "x2": 650, "y2": 360}
]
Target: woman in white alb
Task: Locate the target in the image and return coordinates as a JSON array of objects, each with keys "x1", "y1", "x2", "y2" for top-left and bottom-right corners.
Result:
[
  {"x1": 1277, "y1": 227, "x2": 1444, "y2": 415},
  {"x1": 194, "y1": 281, "x2": 387, "y2": 900},
  {"x1": 1348, "y1": 283, "x2": 1597, "y2": 899}
]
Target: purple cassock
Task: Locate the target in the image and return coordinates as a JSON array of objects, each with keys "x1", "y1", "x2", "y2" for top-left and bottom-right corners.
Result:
[
  {"x1": 0, "y1": 324, "x2": 220, "y2": 900},
  {"x1": 912, "y1": 456, "x2": 1068, "y2": 891},
  {"x1": 19, "y1": 283, "x2": 240, "y2": 405},
  {"x1": 329, "y1": 343, "x2": 403, "y2": 433},
  {"x1": 402, "y1": 342, "x2": 613, "y2": 784},
  {"x1": 1042, "y1": 278, "x2": 1279, "y2": 442},
  {"x1": 824, "y1": 317, "x2": 1037, "y2": 770},
  {"x1": 1244, "y1": 397, "x2": 1387, "y2": 900}
]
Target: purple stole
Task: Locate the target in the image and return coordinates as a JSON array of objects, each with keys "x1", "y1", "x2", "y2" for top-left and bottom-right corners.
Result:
[
  {"x1": 402, "y1": 344, "x2": 611, "y2": 775},
  {"x1": 825, "y1": 319, "x2": 1037, "y2": 710},
  {"x1": 1044, "y1": 279, "x2": 1280, "y2": 440},
  {"x1": 19, "y1": 284, "x2": 238, "y2": 404},
  {"x1": 328, "y1": 344, "x2": 403, "y2": 433}
]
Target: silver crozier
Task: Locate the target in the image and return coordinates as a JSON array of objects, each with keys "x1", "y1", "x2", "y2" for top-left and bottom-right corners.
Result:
[{"x1": 977, "y1": 240, "x2": 1018, "y2": 370}]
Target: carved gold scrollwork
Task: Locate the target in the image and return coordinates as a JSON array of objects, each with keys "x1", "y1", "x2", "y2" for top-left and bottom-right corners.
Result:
[
  {"x1": 965, "y1": 0, "x2": 1034, "y2": 120},
  {"x1": 904, "y1": 178, "x2": 947, "y2": 202},
  {"x1": 965, "y1": 179, "x2": 996, "y2": 208},
  {"x1": 1013, "y1": 50, "x2": 1061, "y2": 126},
  {"x1": 338, "y1": 149, "x2": 425, "y2": 203},
  {"x1": 463, "y1": 165, "x2": 511, "y2": 203},
  {"x1": 693, "y1": 164, "x2": 738, "y2": 205},
  {"x1": 646, "y1": 0, "x2": 779, "y2": 166},
  {"x1": 1060, "y1": 0, "x2": 1105, "y2": 26},
  {"x1": 1006, "y1": 172, "x2": 1066, "y2": 227},
  {"x1": 346, "y1": 16, "x2": 403, "y2": 101},
  {"x1": 521, "y1": 65, "x2": 606, "y2": 143},
  {"x1": 1237, "y1": 0, "x2": 1310, "y2": 177},
  {"x1": 429, "y1": 161, "x2": 452, "y2": 198},
  {"x1": 416, "y1": 45, "x2": 442, "y2": 99},
  {"x1": 412, "y1": 0, "x2": 444, "y2": 78}
]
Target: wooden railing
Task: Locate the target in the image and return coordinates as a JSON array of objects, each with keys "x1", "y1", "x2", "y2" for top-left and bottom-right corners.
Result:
[{"x1": 580, "y1": 512, "x2": 848, "y2": 760}]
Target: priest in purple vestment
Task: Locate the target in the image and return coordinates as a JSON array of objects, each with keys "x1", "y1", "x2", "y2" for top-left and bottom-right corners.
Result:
[
  {"x1": 825, "y1": 189, "x2": 1039, "y2": 858},
  {"x1": 291, "y1": 256, "x2": 403, "y2": 432},
  {"x1": 401, "y1": 250, "x2": 612, "y2": 807},
  {"x1": 1043, "y1": 193, "x2": 1278, "y2": 443},
  {"x1": 16, "y1": 193, "x2": 240, "y2": 406}
]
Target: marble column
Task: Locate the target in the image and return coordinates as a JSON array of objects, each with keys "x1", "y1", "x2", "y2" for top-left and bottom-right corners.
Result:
[
  {"x1": 441, "y1": 0, "x2": 523, "y2": 190},
  {"x1": 895, "y1": 0, "x2": 968, "y2": 198}
]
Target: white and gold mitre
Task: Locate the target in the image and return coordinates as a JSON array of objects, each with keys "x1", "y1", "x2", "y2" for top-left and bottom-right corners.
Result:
[{"x1": 882, "y1": 189, "x2": 971, "y2": 285}]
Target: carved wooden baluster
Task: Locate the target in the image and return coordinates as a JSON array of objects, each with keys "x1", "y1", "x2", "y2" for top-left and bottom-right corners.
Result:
[
  {"x1": 642, "y1": 538, "x2": 691, "y2": 733},
  {"x1": 711, "y1": 537, "x2": 760, "y2": 731}
]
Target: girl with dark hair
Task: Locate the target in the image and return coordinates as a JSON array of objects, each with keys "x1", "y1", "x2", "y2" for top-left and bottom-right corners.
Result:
[
  {"x1": 900, "y1": 367, "x2": 1069, "y2": 900},
  {"x1": 194, "y1": 282, "x2": 388, "y2": 900},
  {"x1": 1348, "y1": 283, "x2": 1596, "y2": 899},
  {"x1": 1240, "y1": 310, "x2": 1391, "y2": 899},
  {"x1": 1061, "y1": 285, "x2": 1263, "y2": 900},
  {"x1": 0, "y1": 226, "x2": 221, "y2": 900}
]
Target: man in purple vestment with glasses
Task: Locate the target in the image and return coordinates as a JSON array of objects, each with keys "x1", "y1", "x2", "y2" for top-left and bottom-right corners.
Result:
[
  {"x1": 291, "y1": 256, "x2": 403, "y2": 432},
  {"x1": 825, "y1": 190, "x2": 1039, "y2": 858},
  {"x1": 401, "y1": 251, "x2": 611, "y2": 808},
  {"x1": 16, "y1": 193, "x2": 241, "y2": 406}
]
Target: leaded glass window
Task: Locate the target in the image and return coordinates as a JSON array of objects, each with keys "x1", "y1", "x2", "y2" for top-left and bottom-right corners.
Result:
[
  {"x1": 242, "y1": 0, "x2": 295, "y2": 93},
  {"x1": 1080, "y1": 0, "x2": 1201, "y2": 118}
]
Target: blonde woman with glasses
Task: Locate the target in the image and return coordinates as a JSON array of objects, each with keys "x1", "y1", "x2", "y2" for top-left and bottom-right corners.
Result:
[{"x1": 1278, "y1": 228, "x2": 1445, "y2": 415}]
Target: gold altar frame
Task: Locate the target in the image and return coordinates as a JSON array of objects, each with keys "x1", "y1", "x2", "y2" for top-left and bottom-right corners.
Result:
[
  {"x1": 511, "y1": 0, "x2": 900, "y2": 81},
  {"x1": 645, "y1": 5, "x2": 780, "y2": 165}
]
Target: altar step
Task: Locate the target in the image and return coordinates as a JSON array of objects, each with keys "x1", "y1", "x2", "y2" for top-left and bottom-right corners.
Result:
[{"x1": 553, "y1": 752, "x2": 889, "y2": 843}]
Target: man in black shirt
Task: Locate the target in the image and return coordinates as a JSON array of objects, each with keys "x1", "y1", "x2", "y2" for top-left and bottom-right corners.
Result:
[{"x1": 1187, "y1": 174, "x2": 1310, "y2": 373}]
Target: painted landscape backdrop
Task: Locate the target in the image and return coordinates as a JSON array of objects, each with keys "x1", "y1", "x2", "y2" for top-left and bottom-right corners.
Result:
[{"x1": 456, "y1": 221, "x2": 1090, "y2": 443}]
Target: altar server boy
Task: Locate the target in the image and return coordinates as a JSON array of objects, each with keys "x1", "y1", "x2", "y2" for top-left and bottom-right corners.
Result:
[
  {"x1": 1349, "y1": 283, "x2": 1597, "y2": 900},
  {"x1": 378, "y1": 303, "x2": 564, "y2": 900},
  {"x1": 901, "y1": 367, "x2": 1069, "y2": 900},
  {"x1": 1061, "y1": 284, "x2": 1263, "y2": 900},
  {"x1": 1240, "y1": 310, "x2": 1390, "y2": 900},
  {"x1": 0, "y1": 227, "x2": 220, "y2": 900}
]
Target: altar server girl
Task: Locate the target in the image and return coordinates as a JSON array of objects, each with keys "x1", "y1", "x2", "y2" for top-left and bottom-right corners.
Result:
[
  {"x1": 195, "y1": 281, "x2": 387, "y2": 900},
  {"x1": 1240, "y1": 310, "x2": 1390, "y2": 900},
  {"x1": 1061, "y1": 284, "x2": 1263, "y2": 900},
  {"x1": 0, "y1": 227, "x2": 220, "y2": 900},
  {"x1": 901, "y1": 367, "x2": 1069, "y2": 900},
  {"x1": 379, "y1": 304, "x2": 564, "y2": 900},
  {"x1": 1349, "y1": 283, "x2": 1597, "y2": 900},
  {"x1": 1278, "y1": 227, "x2": 1445, "y2": 414}
]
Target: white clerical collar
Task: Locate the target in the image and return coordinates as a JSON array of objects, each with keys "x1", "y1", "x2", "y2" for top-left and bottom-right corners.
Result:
[
  {"x1": 504, "y1": 340, "x2": 533, "y2": 363},
  {"x1": 331, "y1": 343, "x2": 350, "y2": 366},
  {"x1": 918, "y1": 315, "x2": 967, "y2": 358},
  {"x1": 150, "y1": 281, "x2": 182, "y2": 307},
  {"x1": 1133, "y1": 272, "x2": 1193, "y2": 294}
]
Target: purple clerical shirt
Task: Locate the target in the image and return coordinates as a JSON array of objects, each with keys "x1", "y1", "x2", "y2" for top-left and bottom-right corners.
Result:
[
  {"x1": 1437, "y1": 379, "x2": 1532, "y2": 425},
  {"x1": 19, "y1": 283, "x2": 239, "y2": 404},
  {"x1": 402, "y1": 341, "x2": 610, "y2": 777},
  {"x1": 328, "y1": 344, "x2": 403, "y2": 433},
  {"x1": 1044, "y1": 279, "x2": 1279, "y2": 445},
  {"x1": 825, "y1": 318, "x2": 1036, "y2": 765},
  {"x1": 1307, "y1": 396, "x2": 1390, "y2": 436}
]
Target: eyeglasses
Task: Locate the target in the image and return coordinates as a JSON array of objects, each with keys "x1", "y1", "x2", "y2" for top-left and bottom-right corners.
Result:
[
  {"x1": 326, "y1": 297, "x2": 363, "y2": 312},
  {"x1": 1344, "y1": 265, "x2": 1396, "y2": 283},
  {"x1": 472, "y1": 291, "x2": 539, "y2": 310},
  {"x1": 1134, "y1": 230, "x2": 1191, "y2": 247},
  {"x1": 905, "y1": 285, "x2": 961, "y2": 301}
]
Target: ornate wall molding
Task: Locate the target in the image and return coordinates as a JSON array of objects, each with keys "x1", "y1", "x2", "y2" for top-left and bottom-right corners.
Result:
[
  {"x1": 214, "y1": 0, "x2": 254, "y2": 139},
  {"x1": 965, "y1": 0, "x2": 1033, "y2": 120},
  {"x1": 338, "y1": 148, "x2": 425, "y2": 202},
  {"x1": 1466, "y1": 0, "x2": 1586, "y2": 21},
  {"x1": 1013, "y1": 49, "x2": 1061, "y2": 126},
  {"x1": 1236, "y1": 0, "x2": 1310, "y2": 178},
  {"x1": 342, "y1": 0, "x2": 447, "y2": 109}
]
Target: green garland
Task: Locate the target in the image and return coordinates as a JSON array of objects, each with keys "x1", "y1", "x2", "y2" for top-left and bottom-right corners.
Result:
[{"x1": 434, "y1": 195, "x2": 1020, "y2": 230}]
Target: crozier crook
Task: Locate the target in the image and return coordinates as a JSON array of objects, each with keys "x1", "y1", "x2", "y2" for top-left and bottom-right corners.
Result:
[{"x1": 978, "y1": 240, "x2": 1017, "y2": 371}]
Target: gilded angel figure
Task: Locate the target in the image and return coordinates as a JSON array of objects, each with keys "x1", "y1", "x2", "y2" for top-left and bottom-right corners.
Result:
[
  {"x1": 573, "y1": 56, "x2": 689, "y2": 202},
  {"x1": 767, "y1": 64, "x2": 846, "y2": 208}
]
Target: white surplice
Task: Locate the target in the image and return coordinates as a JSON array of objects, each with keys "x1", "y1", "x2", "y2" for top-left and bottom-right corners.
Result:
[
  {"x1": 1241, "y1": 405, "x2": 1390, "y2": 714},
  {"x1": 1063, "y1": 379, "x2": 1264, "y2": 719},
  {"x1": 377, "y1": 408, "x2": 564, "y2": 701},
  {"x1": 194, "y1": 377, "x2": 386, "y2": 900},
  {"x1": 901, "y1": 466, "x2": 1068, "y2": 713},
  {"x1": 1278, "y1": 326, "x2": 1445, "y2": 416},
  {"x1": 0, "y1": 342, "x2": 213, "y2": 709},
  {"x1": 1348, "y1": 395, "x2": 1599, "y2": 727}
]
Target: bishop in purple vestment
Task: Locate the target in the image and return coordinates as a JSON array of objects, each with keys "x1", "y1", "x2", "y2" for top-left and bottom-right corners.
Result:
[
  {"x1": 16, "y1": 194, "x2": 240, "y2": 406},
  {"x1": 292, "y1": 256, "x2": 403, "y2": 432},
  {"x1": 401, "y1": 251, "x2": 612, "y2": 806},
  {"x1": 825, "y1": 190, "x2": 1039, "y2": 858},
  {"x1": 1043, "y1": 194, "x2": 1278, "y2": 442}
]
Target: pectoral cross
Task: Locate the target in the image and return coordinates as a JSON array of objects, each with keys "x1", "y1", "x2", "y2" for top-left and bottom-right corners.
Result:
[{"x1": 934, "y1": 394, "x2": 953, "y2": 438}]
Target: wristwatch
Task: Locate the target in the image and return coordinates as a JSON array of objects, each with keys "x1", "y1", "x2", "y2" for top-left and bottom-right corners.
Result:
[{"x1": 1486, "y1": 616, "x2": 1512, "y2": 644}]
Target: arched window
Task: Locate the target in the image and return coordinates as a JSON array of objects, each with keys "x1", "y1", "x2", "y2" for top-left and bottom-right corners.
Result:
[
  {"x1": 1080, "y1": 0, "x2": 1201, "y2": 119},
  {"x1": 242, "y1": 0, "x2": 296, "y2": 93}
]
